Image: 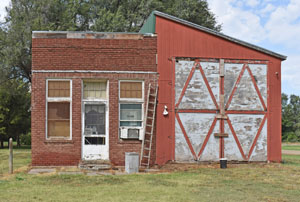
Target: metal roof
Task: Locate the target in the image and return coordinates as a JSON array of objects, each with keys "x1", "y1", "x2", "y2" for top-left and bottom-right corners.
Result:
[{"x1": 140, "y1": 11, "x2": 287, "y2": 60}]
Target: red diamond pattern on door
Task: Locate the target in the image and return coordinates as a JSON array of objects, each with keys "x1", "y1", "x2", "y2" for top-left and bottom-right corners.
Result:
[{"x1": 174, "y1": 59, "x2": 268, "y2": 162}]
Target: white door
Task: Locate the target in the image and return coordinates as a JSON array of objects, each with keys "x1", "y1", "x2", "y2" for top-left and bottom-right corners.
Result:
[{"x1": 82, "y1": 103, "x2": 109, "y2": 160}]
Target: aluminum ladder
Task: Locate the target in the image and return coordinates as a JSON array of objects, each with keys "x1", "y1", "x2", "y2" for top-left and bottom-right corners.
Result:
[{"x1": 140, "y1": 84, "x2": 158, "y2": 168}]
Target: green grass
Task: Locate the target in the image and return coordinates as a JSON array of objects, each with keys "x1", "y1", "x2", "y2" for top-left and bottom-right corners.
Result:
[
  {"x1": 0, "y1": 146, "x2": 31, "y2": 175},
  {"x1": 282, "y1": 154, "x2": 300, "y2": 166},
  {"x1": 282, "y1": 144, "x2": 300, "y2": 151},
  {"x1": 0, "y1": 148, "x2": 300, "y2": 202}
]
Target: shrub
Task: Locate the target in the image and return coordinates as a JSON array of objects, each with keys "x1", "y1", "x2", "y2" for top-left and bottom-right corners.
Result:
[{"x1": 20, "y1": 132, "x2": 31, "y2": 145}]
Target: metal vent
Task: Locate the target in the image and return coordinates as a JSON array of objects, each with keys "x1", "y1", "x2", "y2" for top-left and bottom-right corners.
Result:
[{"x1": 128, "y1": 129, "x2": 139, "y2": 139}]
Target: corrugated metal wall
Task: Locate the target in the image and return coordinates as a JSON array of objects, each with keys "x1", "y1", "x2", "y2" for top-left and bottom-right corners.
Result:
[{"x1": 155, "y1": 16, "x2": 282, "y2": 164}]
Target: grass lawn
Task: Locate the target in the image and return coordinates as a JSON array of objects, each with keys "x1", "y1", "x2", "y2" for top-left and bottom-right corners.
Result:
[
  {"x1": 0, "y1": 147, "x2": 300, "y2": 202},
  {"x1": 0, "y1": 145, "x2": 31, "y2": 175},
  {"x1": 282, "y1": 144, "x2": 300, "y2": 151}
]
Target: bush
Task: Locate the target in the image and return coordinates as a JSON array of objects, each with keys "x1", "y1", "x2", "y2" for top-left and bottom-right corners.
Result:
[
  {"x1": 20, "y1": 132, "x2": 31, "y2": 145},
  {"x1": 286, "y1": 132, "x2": 298, "y2": 142}
]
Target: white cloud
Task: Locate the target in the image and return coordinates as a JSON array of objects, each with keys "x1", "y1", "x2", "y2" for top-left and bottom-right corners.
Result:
[
  {"x1": 282, "y1": 55, "x2": 300, "y2": 94},
  {"x1": 0, "y1": 0, "x2": 10, "y2": 22},
  {"x1": 265, "y1": 0, "x2": 300, "y2": 48},
  {"x1": 245, "y1": 0, "x2": 260, "y2": 7},
  {"x1": 208, "y1": 0, "x2": 266, "y2": 43},
  {"x1": 260, "y1": 4, "x2": 276, "y2": 16}
]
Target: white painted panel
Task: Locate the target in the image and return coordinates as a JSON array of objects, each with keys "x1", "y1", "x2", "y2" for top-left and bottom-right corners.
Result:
[
  {"x1": 228, "y1": 70, "x2": 264, "y2": 111},
  {"x1": 200, "y1": 62, "x2": 220, "y2": 104},
  {"x1": 175, "y1": 113, "x2": 215, "y2": 162},
  {"x1": 175, "y1": 61, "x2": 194, "y2": 104},
  {"x1": 248, "y1": 64, "x2": 267, "y2": 106},
  {"x1": 227, "y1": 114, "x2": 265, "y2": 158},
  {"x1": 175, "y1": 118, "x2": 194, "y2": 162},
  {"x1": 249, "y1": 119, "x2": 267, "y2": 161},
  {"x1": 224, "y1": 63, "x2": 243, "y2": 104},
  {"x1": 224, "y1": 121, "x2": 244, "y2": 161},
  {"x1": 82, "y1": 144, "x2": 109, "y2": 160},
  {"x1": 198, "y1": 120, "x2": 219, "y2": 161}
]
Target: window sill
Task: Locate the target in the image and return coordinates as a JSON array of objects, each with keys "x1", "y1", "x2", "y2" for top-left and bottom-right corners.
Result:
[{"x1": 44, "y1": 139, "x2": 74, "y2": 144}]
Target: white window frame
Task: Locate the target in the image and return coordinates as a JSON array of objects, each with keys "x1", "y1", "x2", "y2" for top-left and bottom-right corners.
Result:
[
  {"x1": 119, "y1": 80, "x2": 144, "y2": 137},
  {"x1": 46, "y1": 79, "x2": 72, "y2": 140}
]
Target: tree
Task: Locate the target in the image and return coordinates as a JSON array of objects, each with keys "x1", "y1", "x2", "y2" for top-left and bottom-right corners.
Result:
[
  {"x1": 0, "y1": 0, "x2": 221, "y2": 82},
  {"x1": 282, "y1": 93, "x2": 300, "y2": 142},
  {"x1": 0, "y1": 77, "x2": 31, "y2": 148}
]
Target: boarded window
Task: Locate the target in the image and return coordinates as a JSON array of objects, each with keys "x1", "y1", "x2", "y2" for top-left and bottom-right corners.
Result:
[
  {"x1": 120, "y1": 104, "x2": 142, "y2": 127},
  {"x1": 84, "y1": 104, "x2": 105, "y2": 135},
  {"x1": 120, "y1": 82, "x2": 142, "y2": 99},
  {"x1": 47, "y1": 102, "x2": 70, "y2": 138},
  {"x1": 48, "y1": 81, "x2": 70, "y2": 97},
  {"x1": 83, "y1": 82, "x2": 106, "y2": 99}
]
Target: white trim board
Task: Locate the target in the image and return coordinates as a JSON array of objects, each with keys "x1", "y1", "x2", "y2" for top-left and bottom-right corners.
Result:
[{"x1": 32, "y1": 70, "x2": 158, "y2": 74}]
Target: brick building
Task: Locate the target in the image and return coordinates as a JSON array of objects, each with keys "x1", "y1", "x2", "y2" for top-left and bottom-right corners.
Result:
[{"x1": 31, "y1": 11, "x2": 286, "y2": 166}]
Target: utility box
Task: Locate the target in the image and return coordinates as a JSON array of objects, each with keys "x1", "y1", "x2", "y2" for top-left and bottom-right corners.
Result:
[{"x1": 125, "y1": 152, "x2": 139, "y2": 174}]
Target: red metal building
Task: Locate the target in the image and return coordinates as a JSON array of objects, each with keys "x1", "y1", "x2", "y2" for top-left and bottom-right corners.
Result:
[
  {"x1": 140, "y1": 11, "x2": 286, "y2": 165},
  {"x1": 31, "y1": 11, "x2": 286, "y2": 167}
]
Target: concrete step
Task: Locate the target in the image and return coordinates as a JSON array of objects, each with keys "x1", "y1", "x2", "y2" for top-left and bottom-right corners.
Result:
[{"x1": 79, "y1": 160, "x2": 111, "y2": 171}]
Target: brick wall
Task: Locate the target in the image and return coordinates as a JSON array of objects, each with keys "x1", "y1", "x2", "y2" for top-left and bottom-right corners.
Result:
[
  {"x1": 31, "y1": 34, "x2": 158, "y2": 166},
  {"x1": 32, "y1": 36, "x2": 157, "y2": 72}
]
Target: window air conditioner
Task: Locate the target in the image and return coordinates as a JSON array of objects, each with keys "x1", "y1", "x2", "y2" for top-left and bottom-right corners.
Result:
[
  {"x1": 120, "y1": 127, "x2": 128, "y2": 139},
  {"x1": 120, "y1": 127, "x2": 143, "y2": 140}
]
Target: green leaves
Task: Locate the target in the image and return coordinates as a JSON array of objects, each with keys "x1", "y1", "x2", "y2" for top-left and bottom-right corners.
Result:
[
  {"x1": 282, "y1": 93, "x2": 300, "y2": 142},
  {"x1": 0, "y1": 0, "x2": 222, "y2": 82}
]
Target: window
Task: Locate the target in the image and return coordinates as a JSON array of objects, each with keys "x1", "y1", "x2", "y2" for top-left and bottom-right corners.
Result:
[
  {"x1": 85, "y1": 104, "x2": 105, "y2": 135},
  {"x1": 120, "y1": 104, "x2": 142, "y2": 127},
  {"x1": 120, "y1": 82, "x2": 143, "y2": 99},
  {"x1": 83, "y1": 81, "x2": 108, "y2": 146},
  {"x1": 46, "y1": 80, "x2": 71, "y2": 139},
  {"x1": 83, "y1": 82, "x2": 107, "y2": 99},
  {"x1": 119, "y1": 81, "x2": 144, "y2": 133}
]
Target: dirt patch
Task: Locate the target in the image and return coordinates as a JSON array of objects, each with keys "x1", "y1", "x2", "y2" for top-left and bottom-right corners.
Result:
[
  {"x1": 147, "y1": 161, "x2": 275, "y2": 173},
  {"x1": 282, "y1": 150, "x2": 300, "y2": 155}
]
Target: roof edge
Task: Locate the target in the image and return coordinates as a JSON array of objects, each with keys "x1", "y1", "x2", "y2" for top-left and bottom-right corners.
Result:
[
  {"x1": 153, "y1": 11, "x2": 287, "y2": 60},
  {"x1": 32, "y1": 31, "x2": 156, "y2": 39}
]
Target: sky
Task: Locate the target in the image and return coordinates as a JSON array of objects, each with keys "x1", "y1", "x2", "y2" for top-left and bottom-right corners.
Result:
[
  {"x1": 207, "y1": 0, "x2": 300, "y2": 95},
  {"x1": 0, "y1": 0, "x2": 299, "y2": 95}
]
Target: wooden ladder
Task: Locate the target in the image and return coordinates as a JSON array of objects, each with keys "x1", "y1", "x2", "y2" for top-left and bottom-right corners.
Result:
[{"x1": 140, "y1": 84, "x2": 158, "y2": 169}]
